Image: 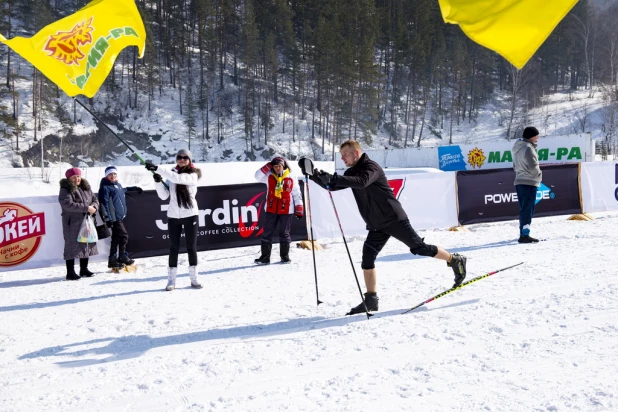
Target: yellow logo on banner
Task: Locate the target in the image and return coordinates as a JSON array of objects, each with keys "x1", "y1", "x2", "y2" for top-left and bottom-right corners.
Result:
[
  {"x1": 0, "y1": 0, "x2": 145, "y2": 98},
  {"x1": 467, "y1": 147, "x2": 486, "y2": 169}
]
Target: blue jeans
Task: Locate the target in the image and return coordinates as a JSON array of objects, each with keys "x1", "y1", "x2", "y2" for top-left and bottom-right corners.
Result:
[{"x1": 515, "y1": 185, "x2": 538, "y2": 236}]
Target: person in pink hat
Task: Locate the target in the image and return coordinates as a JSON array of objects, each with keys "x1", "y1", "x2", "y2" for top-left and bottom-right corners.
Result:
[{"x1": 58, "y1": 167, "x2": 99, "y2": 280}]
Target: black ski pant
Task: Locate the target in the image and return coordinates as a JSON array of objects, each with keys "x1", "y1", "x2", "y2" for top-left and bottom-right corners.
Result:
[
  {"x1": 516, "y1": 184, "x2": 538, "y2": 236},
  {"x1": 110, "y1": 220, "x2": 129, "y2": 257},
  {"x1": 261, "y1": 212, "x2": 292, "y2": 244},
  {"x1": 168, "y1": 215, "x2": 199, "y2": 268},
  {"x1": 361, "y1": 219, "x2": 438, "y2": 270}
]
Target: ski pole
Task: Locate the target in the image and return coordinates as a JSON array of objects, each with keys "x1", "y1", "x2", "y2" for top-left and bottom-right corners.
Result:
[
  {"x1": 304, "y1": 176, "x2": 323, "y2": 306},
  {"x1": 402, "y1": 262, "x2": 524, "y2": 314},
  {"x1": 326, "y1": 187, "x2": 372, "y2": 319}
]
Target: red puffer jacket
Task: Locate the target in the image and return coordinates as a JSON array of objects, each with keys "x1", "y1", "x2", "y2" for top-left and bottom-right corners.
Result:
[{"x1": 255, "y1": 164, "x2": 303, "y2": 216}]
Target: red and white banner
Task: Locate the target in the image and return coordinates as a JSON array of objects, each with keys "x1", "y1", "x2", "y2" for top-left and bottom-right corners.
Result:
[
  {"x1": 308, "y1": 172, "x2": 458, "y2": 240},
  {"x1": 0, "y1": 196, "x2": 110, "y2": 271},
  {"x1": 581, "y1": 162, "x2": 618, "y2": 213}
]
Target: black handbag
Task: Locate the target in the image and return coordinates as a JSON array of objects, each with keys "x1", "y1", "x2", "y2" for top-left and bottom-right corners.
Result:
[
  {"x1": 96, "y1": 223, "x2": 112, "y2": 240},
  {"x1": 94, "y1": 211, "x2": 112, "y2": 240}
]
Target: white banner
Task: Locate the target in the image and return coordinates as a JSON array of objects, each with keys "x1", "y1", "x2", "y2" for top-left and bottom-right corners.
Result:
[
  {"x1": 308, "y1": 172, "x2": 458, "y2": 240},
  {"x1": 437, "y1": 134, "x2": 593, "y2": 171},
  {"x1": 0, "y1": 196, "x2": 109, "y2": 272},
  {"x1": 581, "y1": 162, "x2": 618, "y2": 213},
  {"x1": 335, "y1": 134, "x2": 594, "y2": 172}
]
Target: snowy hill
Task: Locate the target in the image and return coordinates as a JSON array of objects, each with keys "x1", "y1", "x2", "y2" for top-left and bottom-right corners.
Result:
[{"x1": 1, "y1": 211, "x2": 617, "y2": 411}]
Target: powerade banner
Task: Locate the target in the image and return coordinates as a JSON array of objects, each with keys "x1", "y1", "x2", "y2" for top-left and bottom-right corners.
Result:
[
  {"x1": 124, "y1": 182, "x2": 307, "y2": 259},
  {"x1": 457, "y1": 164, "x2": 581, "y2": 225},
  {"x1": 438, "y1": 134, "x2": 592, "y2": 171}
]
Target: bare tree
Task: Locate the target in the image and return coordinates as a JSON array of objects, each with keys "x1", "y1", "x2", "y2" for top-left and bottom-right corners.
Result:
[{"x1": 505, "y1": 63, "x2": 535, "y2": 140}]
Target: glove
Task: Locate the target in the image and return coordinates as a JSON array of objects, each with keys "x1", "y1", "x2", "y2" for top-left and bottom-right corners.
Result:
[
  {"x1": 105, "y1": 221, "x2": 113, "y2": 228},
  {"x1": 145, "y1": 161, "x2": 158, "y2": 172},
  {"x1": 315, "y1": 170, "x2": 335, "y2": 187},
  {"x1": 260, "y1": 162, "x2": 272, "y2": 174},
  {"x1": 153, "y1": 173, "x2": 163, "y2": 183},
  {"x1": 294, "y1": 205, "x2": 304, "y2": 220}
]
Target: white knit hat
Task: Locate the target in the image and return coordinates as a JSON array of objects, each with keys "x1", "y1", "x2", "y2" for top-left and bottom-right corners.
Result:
[{"x1": 105, "y1": 166, "x2": 118, "y2": 177}]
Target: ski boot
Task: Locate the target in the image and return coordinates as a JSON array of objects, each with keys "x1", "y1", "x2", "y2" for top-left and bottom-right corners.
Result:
[
  {"x1": 448, "y1": 253, "x2": 467, "y2": 288},
  {"x1": 254, "y1": 242, "x2": 272, "y2": 265},
  {"x1": 346, "y1": 292, "x2": 379, "y2": 315}
]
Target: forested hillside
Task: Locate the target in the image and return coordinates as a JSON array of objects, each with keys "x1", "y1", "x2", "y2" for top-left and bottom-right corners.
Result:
[{"x1": 0, "y1": 0, "x2": 616, "y2": 167}]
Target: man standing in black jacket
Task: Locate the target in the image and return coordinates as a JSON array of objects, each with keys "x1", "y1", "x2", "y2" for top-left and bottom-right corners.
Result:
[{"x1": 308, "y1": 140, "x2": 467, "y2": 315}]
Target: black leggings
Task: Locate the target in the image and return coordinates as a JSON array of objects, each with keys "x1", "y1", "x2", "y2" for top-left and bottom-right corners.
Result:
[
  {"x1": 168, "y1": 216, "x2": 198, "y2": 267},
  {"x1": 361, "y1": 219, "x2": 438, "y2": 270}
]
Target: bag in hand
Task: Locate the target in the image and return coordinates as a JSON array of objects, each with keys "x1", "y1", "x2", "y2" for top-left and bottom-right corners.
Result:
[{"x1": 77, "y1": 215, "x2": 99, "y2": 243}]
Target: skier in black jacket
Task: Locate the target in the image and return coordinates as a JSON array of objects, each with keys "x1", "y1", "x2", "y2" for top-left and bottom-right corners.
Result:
[{"x1": 308, "y1": 139, "x2": 467, "y2": 315}]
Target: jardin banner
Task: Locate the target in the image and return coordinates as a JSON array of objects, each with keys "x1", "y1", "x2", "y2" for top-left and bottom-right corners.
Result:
[
  {"x1": 438, "y1": 134, "x2": 592, "y2": 171},
  {"x1": 457, "y1": 164, "x2": 581, "y2": 225},
  {"x1": 124, "y1": 182, "x2": 308, "y2": 258}
]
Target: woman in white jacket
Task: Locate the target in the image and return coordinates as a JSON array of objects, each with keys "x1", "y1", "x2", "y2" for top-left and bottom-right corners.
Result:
[{"x1": 145, "y1": 149, "x2": 202, "y2": 291}]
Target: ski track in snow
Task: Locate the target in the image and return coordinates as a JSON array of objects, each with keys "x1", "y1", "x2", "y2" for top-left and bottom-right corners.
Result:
[{"x1": 1, "y1": 214, "x2": 617, "y2": 411}]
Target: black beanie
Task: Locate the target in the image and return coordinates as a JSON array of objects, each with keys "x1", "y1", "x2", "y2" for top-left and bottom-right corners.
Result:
[{"x1": 523, "y1": 127, "x2": 539, "y2": 140}]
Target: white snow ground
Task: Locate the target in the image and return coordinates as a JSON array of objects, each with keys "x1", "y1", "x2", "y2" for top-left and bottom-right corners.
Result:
[{"x1": 1, "y1": 210, "x2": 617, "y2": 411}]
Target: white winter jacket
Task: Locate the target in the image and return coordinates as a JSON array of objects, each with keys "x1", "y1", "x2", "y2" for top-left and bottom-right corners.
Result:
[{"x1": 155, "y1": 167, "x2": 200, "y2": 218}]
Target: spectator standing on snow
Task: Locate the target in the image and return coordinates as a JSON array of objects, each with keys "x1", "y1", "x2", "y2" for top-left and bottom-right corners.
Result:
[
  {"x1": 145, "y1": 149, "x2": 203, "y2": 291},
  {"x1": 307, "y1": 140, "x2": 467, "y2": 315},
  {"x1": 513, "y1": 126, "x2": 542, "y2": 244},
  {"x1": 98, "y1": 166, "x2": 143, "y2": 270},
  {"x1": 58, "y1": 167, "x2": 99, "y2": 281},
  {"x1": 254, "y1": 157, "x2": 304, "y2": 264}
]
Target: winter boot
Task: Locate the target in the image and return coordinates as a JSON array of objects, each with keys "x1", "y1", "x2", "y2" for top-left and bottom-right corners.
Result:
[
  {"x1": 108, "y1": 255, "x2": 123, "y2": 270},
  {"x1": 280, "y1": 242, "x2": 291, "y2": 264},
  {"x1": 254, "y1": 242, "x2": 272, "y2": 265},
  {"x1": 447, "y1": 253, "x2": 467, "y2": 288},
  {"x1": 518, "y1": 235, "x2": 539, "y2": 244},
  {"x1": 79, "y1": 258, "x2": 95, "y2": 278},
  {"x1": 65, "y1": 260, "x2": 80, "y2": 281},
  {"x1": 118, "y1": 252, "x2": 135, "y2": 266},
  {"x1": 346, "y1": 292, "x2": 379, "y2": 315},
  {"x1": 189, "y1": 266, "x2": 202, "y2": 289},
  {"x1": 165, "y1": 267, "x2": 177, "y2": 291}
]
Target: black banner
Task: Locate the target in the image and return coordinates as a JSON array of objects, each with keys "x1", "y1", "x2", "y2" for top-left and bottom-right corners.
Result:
[
  {"x1": 124, "y1": 181, "x2": 307, "y2": 258},
  {"x1": 457, "y1": 164, "x2": 581, "y2": 225}
]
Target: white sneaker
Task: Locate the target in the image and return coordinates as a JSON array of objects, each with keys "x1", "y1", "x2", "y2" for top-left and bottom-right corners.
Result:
[{"x1": 166, "y1": 267, "x2": 177, "y2": 291}]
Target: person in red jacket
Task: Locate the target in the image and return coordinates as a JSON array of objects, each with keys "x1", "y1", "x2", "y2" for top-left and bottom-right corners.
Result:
[{"x1": 254, "y1": 157, "x2": 304, "y2": 264}]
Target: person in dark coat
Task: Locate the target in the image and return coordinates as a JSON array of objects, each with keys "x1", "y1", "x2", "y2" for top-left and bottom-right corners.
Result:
[
  {"x1": 308, "y1": 140, "x2": 468, "y2": 315},
  {"x1": 58, "y1": 167, "x2": 99, "y2": 280},
  {"x1": 98, "y1": 165, "x2": 143, "y2": 270}
]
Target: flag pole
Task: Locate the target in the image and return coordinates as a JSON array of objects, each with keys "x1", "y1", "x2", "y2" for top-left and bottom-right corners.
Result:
[
  {"x1": 73, "y1": 98, "x2": 168, "y2": 189},
  {"x1": 73, "y1": 98, "x2": 146, "y2": 164}
]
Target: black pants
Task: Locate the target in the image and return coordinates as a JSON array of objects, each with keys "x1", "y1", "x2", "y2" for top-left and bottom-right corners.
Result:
[
  {"x1": 516, "y1": 184, "x2": 538, "y2": 236},
  {"x1": 168, "y1": 215, "x2": 199, "y2": 267},
  {"x1": 361, "y1": 219, "x2": 438, "y2": 270},
  {"x1": 110, "y1": 220, "x2": 129, "y2": 256},
  {"x1": 261, "y1": 212, "x2": 292, "y2": 244}
]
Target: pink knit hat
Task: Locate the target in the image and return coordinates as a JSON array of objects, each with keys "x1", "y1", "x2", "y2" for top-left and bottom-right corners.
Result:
[{"x1": 65, "y1": 167, "x2": 82, "y2": 179}]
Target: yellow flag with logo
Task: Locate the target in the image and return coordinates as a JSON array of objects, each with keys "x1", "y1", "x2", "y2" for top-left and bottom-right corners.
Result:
[
  {"x1": 0, "y1": 0, "x2": 146, "y2": 98},
  {"x1": 438, "y1": 0, "x2": 578, "y2": 69}
]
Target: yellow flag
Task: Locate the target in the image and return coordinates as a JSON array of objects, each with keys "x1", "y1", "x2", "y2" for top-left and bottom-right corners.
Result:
[
  {"x1": 438, "y1": 0, "x2": 578, "y2": 69},
  {"x1": 0, "y1": 0, "x2": 146, "y2": 98}
]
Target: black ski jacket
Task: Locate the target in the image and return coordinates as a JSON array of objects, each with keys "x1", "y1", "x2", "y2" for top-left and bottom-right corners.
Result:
[{"x1": 314, "y1": 153, "x2": 407, "y2": 230}]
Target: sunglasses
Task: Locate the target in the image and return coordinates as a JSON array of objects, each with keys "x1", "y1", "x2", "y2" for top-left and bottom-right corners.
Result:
[{"x1": 176, "y1": 156, "x2": 190, "y2": 160}]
